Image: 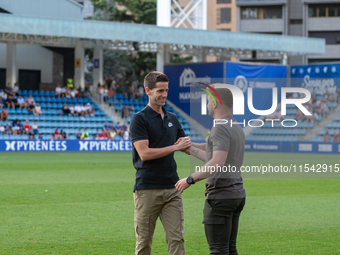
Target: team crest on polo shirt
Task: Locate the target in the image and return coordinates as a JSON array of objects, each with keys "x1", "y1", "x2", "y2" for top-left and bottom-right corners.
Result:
[{"x1": 168, "y1": 122, "x2": 173, "y2": 127}]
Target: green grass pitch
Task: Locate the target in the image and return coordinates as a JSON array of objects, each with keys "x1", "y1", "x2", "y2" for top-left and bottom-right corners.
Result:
[{"x1": 0, "y1": 152, "x2": 339, "y2": 254}]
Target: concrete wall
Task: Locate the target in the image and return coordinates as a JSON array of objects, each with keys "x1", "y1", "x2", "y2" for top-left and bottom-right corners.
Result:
[{"x1": 0, "y1": 43, "x2": 53, "y2": 83}]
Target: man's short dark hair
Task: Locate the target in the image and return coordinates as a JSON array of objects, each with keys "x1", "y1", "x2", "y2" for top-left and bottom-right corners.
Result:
[
  {"x1": 144, "y1": 71, "x2": 169, "y2": 90},
  {"x1": 209, "y1": 84, "x2": 233, "y2": 109}
]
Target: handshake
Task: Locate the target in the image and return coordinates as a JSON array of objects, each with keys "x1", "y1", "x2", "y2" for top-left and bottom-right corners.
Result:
[{"x1": 174, "y1": 136, "x2": 191, "y2": 155}]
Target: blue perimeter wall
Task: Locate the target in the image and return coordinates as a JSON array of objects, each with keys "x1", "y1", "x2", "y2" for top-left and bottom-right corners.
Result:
[{"x1": 0, "y1": 140, "x2": 339, "y2": 154}]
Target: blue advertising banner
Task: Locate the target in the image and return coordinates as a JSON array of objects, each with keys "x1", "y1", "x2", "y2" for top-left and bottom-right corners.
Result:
[
  {"x1": 245, "y1": 141, "x2": 340, "y2": 154},
  {"x1": 225, "y1": 62, "x2": 287, "y2": 124},
  {"x1": 293, "y1": 141, "x2": 340, "y2": 154},
  {"x1": 0, "y1": 140, "x2": 339, "y2": 154},
  {"x1": 290, "y1": 63, "x2": 340, "y2": 94},
  {"x1": 0, "y1": 140, "x2": 132, "y2": 152},
  {"x1": 164, "y1": 62, "x2": 224, "y2": 116}
]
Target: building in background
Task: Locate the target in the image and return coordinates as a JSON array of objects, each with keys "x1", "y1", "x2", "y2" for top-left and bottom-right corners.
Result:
[
  {"x1": 207, "y1": 0, "x2": 237, "y2": 32},
  {"x1": 235, "y1": 0, "x2": 340, "y2": 65},
  {"x1": 206, "y1": 0, "x2": 237, "y2": 61}
]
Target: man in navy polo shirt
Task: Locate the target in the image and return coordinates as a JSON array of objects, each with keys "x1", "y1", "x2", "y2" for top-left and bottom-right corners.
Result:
[{"x1": 130, "y1": 71, "x2": 190, "y2": 255}]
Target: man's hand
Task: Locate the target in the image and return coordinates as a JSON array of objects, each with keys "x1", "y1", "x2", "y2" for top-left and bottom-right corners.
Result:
[
  {"x1": 175, "y1": 137, "x2": 190, "y2": 151},
  {"x1": 175, "y1": 178, "x2": 191, "y2": 192},
  {"x1": 175, "y1": 137, "x2": 191, "y2": 154}
]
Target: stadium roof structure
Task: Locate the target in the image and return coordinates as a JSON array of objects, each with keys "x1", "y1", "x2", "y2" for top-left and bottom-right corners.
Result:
[{"x1": 0, "y1": 13, "x2": 325, "y2": 59}]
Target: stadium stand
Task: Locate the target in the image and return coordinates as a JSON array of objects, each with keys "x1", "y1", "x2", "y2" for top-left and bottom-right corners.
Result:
[
  {"x1": 312, "y1": 115, "x2": 340, "y2": 142},
  {"x1": 0, "y1": 89, "x2": 119, "y2": 140},
  {"x1": 0, "y1": 89, "x2": 206, "y2": 141},
  {"x1": 246, "y1": 90, "x2": 338, "y2": 142}
]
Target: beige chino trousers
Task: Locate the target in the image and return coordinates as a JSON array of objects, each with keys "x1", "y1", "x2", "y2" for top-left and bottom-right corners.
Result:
[{"x1": 134, "y1": 188, "x2": 185, "y2": 255}]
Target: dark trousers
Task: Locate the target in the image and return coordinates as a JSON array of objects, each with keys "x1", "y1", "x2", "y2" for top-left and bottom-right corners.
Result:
[{"x1": 203, "y1": 198, "x2": 246, "y2": 255}]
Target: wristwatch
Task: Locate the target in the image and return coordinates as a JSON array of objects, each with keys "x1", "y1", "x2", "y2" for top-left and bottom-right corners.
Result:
[{"x1": 186, "y1": 175, "x2": 195, "y2": 185}]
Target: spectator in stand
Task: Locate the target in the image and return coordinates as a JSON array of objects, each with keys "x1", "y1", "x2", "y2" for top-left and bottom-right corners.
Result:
[
  {"x1": 85, "y1": 103, "x2": 92, "y2": 115},
  {"x1": 108, "y1": 87, "x2": 114, "y2": 103},
  {"x1": 13, "y1": 83, "x2": 19, "y2": 94},
  {"x1": 4, "y1": 95, "x2": 14, "y2": 109},
  {"x1": 17, "y1": 95, "x2": 27, "y2": 109},
  {"x1": 33, "y1": 102, "x2": 43, "y2": 116},
  {"x1": 31, "y1": 121, "x2": 39, "y2": 135},
  {"x1": 0, "y1": 124, "x2": 4, "y2": 137},
  {"x1": 94, "y1": 130, "x2": 100, "y2": 139},
  {"x1": 0, "y1": 105, "x2": 8, "y2": 121},
  {"x1": 133, "y1": 88, "x2": 140, "y2": 100},
  {"x1": 55, "y1": 85, "x2": 62, "y2": 97},
  {"x1": 62, "y1": 103, "x2": 71, "y2": 115},
  {"x1": 320, "y1": 100, "x2": 330, "y2": 116},
  {"x1": 27, "y1": 102, "x2": 35, "y2": 114},
  {"x1": 60, "y1": 129, "x2": 68, "y2": 139},
  {"x1": 109, "y1": 122, "x2": 115, "y2": 133},
  {"x1": 108, "y1": 128, "x2": 116, "y2": 140},
  {"x1": 333, "y1": 131, "x2": 340, "y2": 142},
  {"x1": 4, "y1": 125, "x2": 11, "y2": 136},
  {"x1": 76, "y1": 129, "x2": 82, "y2": 139},
  {"x1": 115, "y1": 122, "x2": 122, "y2": 136},
  {"x1": 0, "y1": 89, "x2": 7, "y2": 102},
  {"x1": 123, "y1": 129, "x2": 129, "y2": 140},
  {"x1": 323, "y1": 131, "x2": 331, "y2": 142},
  {"x1": 12, "y1": 120, "x2": 21, "y2": 137},
  {"x1": 100, "y1": 128, "x2": 107, "y2": 139},
  {"x1": 312, "y1": 110, "x2": 322, "y2": 122},
  {"x1": 81, "y1": 129, "x2": 89, "y2": 139},
  {"x1": 70, "y1": 87, "x2": 78, "y2": 98},
  {"x1": 99, "y1": 85, "x2": 105, "y2": 104},
  {"x1": 11, "y1": 94, "x2": 19, "y2": 109},
  {"x1": 65, "y1": 89, "x2": 71, "y2": 98},
  {"x1": 103, "y1": 86, "x2": 109, "y2": 103},
  {"x1": 128, "y1": 104, "x2": 135, "y2": 113},
  {"x1": 38, "y1": 133, "x2": 43, "y2": 139},
  {"x1": 81, "y1": 103, "x2": 89, "y2": 116},
  {"x1": 74, "y1": 103, "x2": 82, "y2": 116},
  {"x1": 53, "y1": 128, "x2": 62, "y2": 139},
  {"x1": 61, "y1": 86, "x2": 67, "y2": 97},
  {"x1": 69, "y1": 103, "x2": 75, "y2": 116},
  {"x1": 121, "y1": 105, "x2": 130, "y2": 118},
  {"x1": 103, "y1": 121, "x2": 110, "y2": 135},
  {"x1": 27, "y1": 95, "x2": 35, "y2": 106},
  {"x1": 23, "y1": 120, "x2": 31, "y2": 135}
]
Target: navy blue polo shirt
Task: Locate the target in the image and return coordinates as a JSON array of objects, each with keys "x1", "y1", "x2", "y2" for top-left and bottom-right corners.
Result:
[{"x1": 130, "y1": 105, "x2": 186, "y2": 191}]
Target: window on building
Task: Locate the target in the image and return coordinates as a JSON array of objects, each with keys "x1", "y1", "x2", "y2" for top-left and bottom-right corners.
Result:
[
  {"x1": 220, "y1": 8, "x2": 231, "y2": 23},
  {"x1": 309, "y1": 31, "x2": 340, "y2": 44},
  {"x1": 220, "y1": 29, "x2": 231, "y2": 31},
  {"x1": 241, "y1": 6, "x2": 282, "y2": 19},
  {"x1": 217, "y1": 0, "x2": 231, "y2": 3},
  {"x1": 309, "y1": 4, "x2": 340, "y2": 17},
  {"x1": 290, "y1": 19, "x2": 303, "y2": 24}
]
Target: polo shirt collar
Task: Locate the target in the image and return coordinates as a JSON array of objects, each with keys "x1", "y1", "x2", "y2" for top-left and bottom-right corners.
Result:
[{"x1": 146, "y1": 105, "x2": 168, "y2": 118}]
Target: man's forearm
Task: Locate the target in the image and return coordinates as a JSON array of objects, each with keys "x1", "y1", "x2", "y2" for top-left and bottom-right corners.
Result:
[
  {"x1": 190, "y1": 147, "x2": 206, "y2": 162},
  {"x1": 191, "y1": 142, "x2": 206, "y2": 151},
  {"x1": 140, "y1": 145, "x2": 178, "y2": 161}
]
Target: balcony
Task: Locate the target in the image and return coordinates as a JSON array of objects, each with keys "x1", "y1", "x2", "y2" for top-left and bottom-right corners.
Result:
[{"x1": 240, "y1": 19, "x2": 284, "y2": 33}]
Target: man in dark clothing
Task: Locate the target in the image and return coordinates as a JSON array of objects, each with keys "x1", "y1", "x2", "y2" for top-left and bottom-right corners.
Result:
[
  {"x1": 176, "y1": 84, "x2": 246, "y2": 255},
  {"x1": 130, "y1": 71, "x2": 190, "y2": 255}
]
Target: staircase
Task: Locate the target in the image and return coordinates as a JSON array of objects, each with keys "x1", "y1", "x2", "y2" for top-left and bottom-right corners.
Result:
[{"x1": 91, "y1": 95, "x2": 127, "y2": 125}]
